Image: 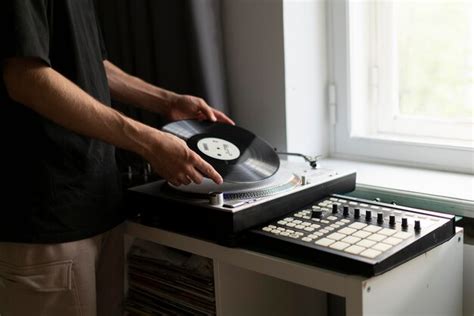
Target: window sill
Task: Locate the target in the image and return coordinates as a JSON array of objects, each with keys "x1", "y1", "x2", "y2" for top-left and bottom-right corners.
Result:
[{"x1": 320, "y1": 158, "x2": 474, "y2": 218}]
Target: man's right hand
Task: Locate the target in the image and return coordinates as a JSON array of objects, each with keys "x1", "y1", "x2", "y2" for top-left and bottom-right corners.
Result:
[{"x1": 142, "y1": 130, "x2": 223, "y2": 186}]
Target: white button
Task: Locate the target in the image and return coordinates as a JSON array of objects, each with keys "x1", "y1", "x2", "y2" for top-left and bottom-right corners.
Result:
[
  {"x1": 330, "y1": 197, "x2": 338, "y2": 201},
  {"x1": 302, "y1": 222, "x2": 311, "y2": 226},
  {"x1": 372, "y1": 243, "x2": 392, "y2": 252},
  {"x1": 393, "y1": 231, "x2": 412, "y2": 239},
  {"x1": 320, "y1": 229, "x2": 329, "y2": 234},
  {"x1": 353, "y1": 230, "x2": 371, "y2": 238},
  {"x1": 295, "y1": 225, "x2": 305, "y2": 229},
  {"x1": 284, "y1": 217, "x2": 294, "y2": 221},
  {"x1": 379, "y1": 228, "x2": 397, "y2": 236},
  {"x1": 304, "y1": 227, "x2": 315, "y2": 232},
  {"x1": 268, "y1": 225, "x2": 276, "y2": 229},
  {"x1": 349, "y1": 201, "x2": 358, "y2": 205},
  {"x1": 262, "y1": 227, "x2": 272, "y2": 232},
  {"x1": 363, "y1": 225, "x2": 382, "y2": 233},
  {"x1": 310, "y1": 224, "x2": 321, "y2": 229},
  {"x1": 345, "y1": 245, "x2": 365, "y2": 254},
  {"x1": 277, "y1": 220, "x2": 287, "y2": 225},
  {"x1": 370, "y1": 205, "x2": 380, "y2": 210},
  {"x1": 289, "y1": 234, "x2": 300, "y2": 238},
  {"x1": 338, "y1": 199, "x2": 348, "y2": 203},
  {"x1": 360, "y1": 249, "x2": 381, "y2": 259},
  {"x1": 360, "y1": 203, "x2": 369, "y2": 207},
  {"x1": 330, "y1": 224, "x2": 341, "y2": 229},
  {"x1": 357, "y1": 239, "x2": 376, "y2": 248},
  {"x1": 326, "y1": 227, "x2": 335, "y2": 231},
  {"x1": 341, "y1": 219, "x2": 351, "y2": 223},
  {"x1": 367, "y1": 234, "x2": 386, "y2": 242},
  {"x1": 327, "y1": 216, "x2": 338, "y2": 221},
  {"x1": 294, "y1": 214, "x2": 303, "y2": 218},
  {"x1": 330, "y1": 241, "x2": 350, "y2": 250},
  {"x1": 341, "y1": 236, "x2": 361, "y2": 244},
  {"x1": 271, "y1": 229, "x2": 281, "y2": 234},
  {"x1": 338, "y1": 227, "x2": 357, "y2": 235},
  {"x1": 280, "y1": 232, "x2": 290, "y2": 236},
  {"x1": 349, "y1": 222, "x2": 367, "y2": 229},
  {"x1": 293, "y1": 220, "x2": 302, "y2": 224},
  {"x1": 286, "y1": 222, "x2": 296, "y2": 227},
  {"x1": 321, "y1": 220, "x2": 330, "y2": 224},
  {"x1": 327, "y1": 232, "x2": 346, "y2": 241},
  {"x1": 384, "y1": 237, "x2": 403, "y2": 245},
  {"x1": 315, "y1": 238, "x2": 335, "y2": 247},
  {"x1": 302, "y1": 237, "x2": 313, "y2": 242}
]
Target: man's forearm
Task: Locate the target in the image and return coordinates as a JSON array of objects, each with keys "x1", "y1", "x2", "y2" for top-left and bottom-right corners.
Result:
[
  {"x1": 104, "y1": 60, "x2": 177, "y2": 113},
  {"x1": 3, "y1": 58, "x2": 159, "y2": 158}
]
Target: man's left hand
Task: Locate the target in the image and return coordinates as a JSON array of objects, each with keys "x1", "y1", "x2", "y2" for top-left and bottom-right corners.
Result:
[{"x1": 164, "y1": 94, "x2": 235, "y2": 125}]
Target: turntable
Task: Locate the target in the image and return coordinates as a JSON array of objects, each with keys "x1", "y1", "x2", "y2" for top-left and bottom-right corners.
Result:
[{"x1": 126, "y1": 120, "x2": 356, "y2": 244}]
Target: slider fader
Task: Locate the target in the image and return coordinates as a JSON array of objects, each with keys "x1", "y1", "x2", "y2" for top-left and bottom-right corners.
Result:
[{"x1": 249, "y1": 194, "x2": 455, "y2": 276}]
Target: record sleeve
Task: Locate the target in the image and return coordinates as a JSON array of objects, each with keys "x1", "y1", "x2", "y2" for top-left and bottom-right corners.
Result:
[{"x1": 162, "y1": 120, "x2": 280, "y2": 183}]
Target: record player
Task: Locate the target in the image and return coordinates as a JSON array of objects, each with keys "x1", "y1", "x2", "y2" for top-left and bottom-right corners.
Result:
[{"x1": 126, "y1": 120, "x2": 356, "y2": 244}]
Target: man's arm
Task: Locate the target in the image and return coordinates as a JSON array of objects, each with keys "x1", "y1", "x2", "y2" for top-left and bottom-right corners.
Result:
[
  {"x1": 2, "y1": 57, "x2": 223, "y2": 186},
  {"x1": 104, "y1": 60, "x2": 234, "y2": 124}
]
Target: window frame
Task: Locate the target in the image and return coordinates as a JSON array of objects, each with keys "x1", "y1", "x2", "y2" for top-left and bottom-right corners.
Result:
[{"x1": 328, "y1": 0, "x2": 474, "y2": 174}]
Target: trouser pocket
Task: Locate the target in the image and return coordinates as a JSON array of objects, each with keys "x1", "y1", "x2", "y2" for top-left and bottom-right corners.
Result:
[{"x1": 0, "y1": 260, "x2": 79, "y2": 316}]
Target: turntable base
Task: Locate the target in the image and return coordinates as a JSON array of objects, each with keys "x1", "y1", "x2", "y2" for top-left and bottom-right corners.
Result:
[{"x1": 126, "y1": 161, "x2": 356, "y2": 244}]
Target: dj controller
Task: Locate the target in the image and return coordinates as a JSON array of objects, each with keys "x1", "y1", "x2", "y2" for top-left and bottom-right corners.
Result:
[
  {"x1": 249, "y1": 194, "x2": 455, "y2": 276},
  {"x1": 127, "y1": 120, "x2": 457, "y2": 277}
]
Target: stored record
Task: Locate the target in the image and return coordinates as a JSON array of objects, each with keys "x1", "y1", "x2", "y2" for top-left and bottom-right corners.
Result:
[{"x1": 162, "y1": 120, "x2": 280, "y2": 183}]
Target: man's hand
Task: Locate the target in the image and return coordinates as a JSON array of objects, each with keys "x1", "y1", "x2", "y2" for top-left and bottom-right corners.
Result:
[
  {"x1": 163, "y1": 94, "x2": 235, "y2": 125},
  {"x1": 142, "y1": 130, "x2": 223, "y2": 186}
]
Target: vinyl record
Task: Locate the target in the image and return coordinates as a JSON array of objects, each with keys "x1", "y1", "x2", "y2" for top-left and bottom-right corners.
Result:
[{"x1": 162, "y1": 120, "x2": 280, "y2": 183}]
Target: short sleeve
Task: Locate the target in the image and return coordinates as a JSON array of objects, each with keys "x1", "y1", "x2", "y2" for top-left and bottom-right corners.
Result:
[{"x1": 0, "y1": 0, "x2": 51, "y2": 66}]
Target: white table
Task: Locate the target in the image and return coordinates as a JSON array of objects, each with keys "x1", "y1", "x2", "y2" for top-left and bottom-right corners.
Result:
[{"x1": 126, "y1": 222, "x2": 463, "y2": 316}]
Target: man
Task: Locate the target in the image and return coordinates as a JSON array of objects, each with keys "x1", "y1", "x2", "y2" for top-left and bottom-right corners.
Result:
[{"x1": 0, "y1": 1, "x2": 233, "y2": 315}]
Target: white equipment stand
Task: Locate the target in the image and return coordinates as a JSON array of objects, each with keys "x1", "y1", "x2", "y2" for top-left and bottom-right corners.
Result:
[{"x1": 126, "y1": 222, "x2": 463, "y2": 316}]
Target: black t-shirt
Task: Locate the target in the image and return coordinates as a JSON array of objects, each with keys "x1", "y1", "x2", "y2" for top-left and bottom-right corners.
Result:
[{"x1": 0, "y1": 0, "x2": 124, "y2": 243}]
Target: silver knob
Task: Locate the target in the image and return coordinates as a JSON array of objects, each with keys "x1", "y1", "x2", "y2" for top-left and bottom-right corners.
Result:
[{"x1": 209, "y1": 192, "x2": 224, "y2": 206}]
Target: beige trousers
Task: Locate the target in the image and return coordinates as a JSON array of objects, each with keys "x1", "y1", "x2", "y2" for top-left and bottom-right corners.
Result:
[{"x1": 0, "y1": 223, "x2": 124, "y2": 316}]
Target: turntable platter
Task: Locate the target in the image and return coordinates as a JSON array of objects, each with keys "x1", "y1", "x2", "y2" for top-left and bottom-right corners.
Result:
[{"x1": 169, "y1": 164, "x2": 300, "y2": 200}]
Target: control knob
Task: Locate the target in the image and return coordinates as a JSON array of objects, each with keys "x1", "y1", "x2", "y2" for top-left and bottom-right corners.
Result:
[
  {"x1": 332, "y1": 204, "x2": 338, "y2": 214},
  {"x1": 354, "y1": 208, "x2": 360, "y2": 219},
  {"x1": 389, "y1": 215, "x2": 396, "y2": 226},
  {"x1": 365, "y1": 210, "x2": 372, "y2": 221},
  {"x1": 377, "y1": 212, "x2": 384, "y2": 224},
  {"x1": 312, "y1": 210, "x2": 323, "y2": 219},
  {"x1": 343, "y1": 206, "x2": 349, "y2": 217},
  {"x1": 402, "y1": 217, "x2": 409, "y2": 229},
  {"x1": 414, "y1": 220, "x2": 421, "y2": 232},
  {"x1": 209, "y1": 192, "x2": 224, "y2": 206}
]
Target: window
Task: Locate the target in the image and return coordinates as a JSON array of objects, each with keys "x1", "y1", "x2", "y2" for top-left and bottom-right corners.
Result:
[{"x1": 329, "y1": 0, "x2": 474, "y2": 173}]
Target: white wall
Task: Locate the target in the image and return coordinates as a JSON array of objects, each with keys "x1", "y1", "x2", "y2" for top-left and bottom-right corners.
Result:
[
  {"x1": 222, "y1": 0, "x2": 330, "y2": 157},
  {"x1": 283, "y1": 0, "x2": 329, "y2": 157},
  {"x1": 222, "y1": 0, "x2": 287, "y2": 152}
]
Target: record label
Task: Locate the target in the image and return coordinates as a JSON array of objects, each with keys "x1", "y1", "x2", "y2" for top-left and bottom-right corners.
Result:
[
  {"x1": 161, "y1": 120, "x2": 280, "y2": 183},
  {"x1": 197, "y1": 137, "x2": 241, "y2": 161}
]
